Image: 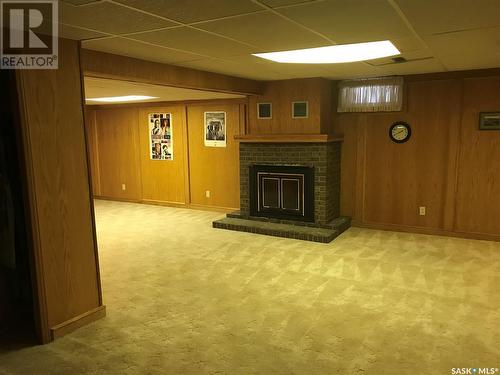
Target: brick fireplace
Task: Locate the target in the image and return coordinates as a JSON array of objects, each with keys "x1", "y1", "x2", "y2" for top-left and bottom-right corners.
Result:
[
  {"x1": 240, "y1": 139, "x2": 341, "y2": 225},
  {"x1": 213, "y1": 134, "x2": 350, "y2": 243}
]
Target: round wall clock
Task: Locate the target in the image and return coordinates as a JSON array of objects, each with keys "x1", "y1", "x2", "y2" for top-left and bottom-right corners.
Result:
[{"x1": 389, "y1": 121, "x2": 411, "y2": 143}]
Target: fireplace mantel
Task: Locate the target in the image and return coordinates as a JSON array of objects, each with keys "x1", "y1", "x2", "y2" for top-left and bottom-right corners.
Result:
[{"x1": 234, "y1": 134, "x2": 343, "y2": 143}]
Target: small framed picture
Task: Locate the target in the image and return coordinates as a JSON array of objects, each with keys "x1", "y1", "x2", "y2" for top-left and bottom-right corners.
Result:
[
  {"x1": 292, "y1": 101, "x2": 308, "y2": 119},
  {"x1": 257, "y1": 103, "x2": 272, "y2": 119},
  {"x1": 479, "y1": 112, "x2": 500, "y2": 130}
]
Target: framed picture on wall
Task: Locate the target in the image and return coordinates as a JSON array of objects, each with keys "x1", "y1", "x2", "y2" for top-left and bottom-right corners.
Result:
[
  {"x1": 204, "y1": 111, "x2": 226, "y2": 147},
  {"x1": 149, "y1": 113, "x2": 173, "y2": 160},
  {"x1": 479, "y1": 112, "x2": 500, "y2": 130},
  {"x1": 257, "y1": 103, "x2": 272, "y2": 119}
]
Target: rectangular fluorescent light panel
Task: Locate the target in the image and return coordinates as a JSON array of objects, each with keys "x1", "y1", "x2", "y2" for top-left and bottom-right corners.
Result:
[
  {"x1": 86, "y1": 95, "x2": 158, "y2": 103},
  {"x1": 253, "y1": 40, "x2": 400, "y2": 64}
]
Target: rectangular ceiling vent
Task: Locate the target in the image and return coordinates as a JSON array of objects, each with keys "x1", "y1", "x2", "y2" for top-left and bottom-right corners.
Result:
[
  {"x1": 367, "y1": 56, "x2": 433, "y2": 66},
  {"x1": 392, "y1": 57, "x2": 407, "y2": 63}
]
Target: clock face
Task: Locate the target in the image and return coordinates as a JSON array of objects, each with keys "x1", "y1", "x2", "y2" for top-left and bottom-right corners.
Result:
[{"x1": 389, "y1": 122, "x2": 411, "y2": 143}]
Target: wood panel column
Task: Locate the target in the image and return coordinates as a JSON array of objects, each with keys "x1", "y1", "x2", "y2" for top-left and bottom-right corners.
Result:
[{"x1": 14, "y1": 38, "x2": 105, "y2": 343}]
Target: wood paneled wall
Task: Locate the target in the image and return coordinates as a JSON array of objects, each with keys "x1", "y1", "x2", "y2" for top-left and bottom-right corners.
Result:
[
  {"x1": 247, "y1": 78, "x2": 332, "y2": 135},
  {"x1": 81, "y1": 49, "x2": 263, "y2": 95},
  {"x1": 85, "y1": 100, "x2": 242, "y2": 211},
  {"x1": 138, "y1": 105, "x2": 188, "y2": 205},
  {"x1": 335, "y1": 74, "x2": 500, "y2": 240},
  {"x1": 455, "y1": 76, "x2": 500, "y2": 236},
  {"x1": 86, "y1": 72, "x2": 500, "y2": 241},
  {"x1": 15, "y1": 38, "x2": 104, "y2": 343},
  {"x1": 187, "y1": 104, "x2": 242, "y2": 210},
  {"x1": 95, "y1": 108, "x2": 142, "y2": 201}
]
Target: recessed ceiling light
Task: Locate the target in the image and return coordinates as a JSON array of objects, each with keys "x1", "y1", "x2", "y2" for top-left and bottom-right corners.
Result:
[
  {"x1": 85, "y1": 95, "x2": 158, "y2": 103},
  {"x1": 252, "y1": 41, "x2": 400, "y2": 64}
]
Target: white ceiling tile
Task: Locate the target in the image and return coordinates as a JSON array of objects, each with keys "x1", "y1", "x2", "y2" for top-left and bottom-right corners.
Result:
[
  {"x1": 195, "y1": 11, "x2": 329, "y2": 51},
  {"x1": 321, "y1": 62, "x2": 381, "y2": 79},
  {"x1": 175, "y1": 57, "x2": 291, "y2": 80},
  {"x1": 424, "y1": 27, "x2": 500, "y2": 71},
  {"x1": 178, "y1": 55, "x2": 362, "y2": 80},
  {"x1": 440, "y1": 54, "x2": 500, "y2": 72},
  {"x1": 321, "y1": 58, "x2": 446, "y2": 79},
  {"x1": 391, "y1": 36, "x2": 428, "y2": 54},
  {"x1": 60, "y1": 1, "x2": 176, "y2": 34},
  {"x1": 61, "y1": 0, "x2": 98, "y2": 5},
  {"x1": 276, "y1": 0, "x2": 413, "y2": 43},
  {"x1": 129, "y1": 27, "x2": 256, "y2": 58},
  {"x1": 232, "y1": 55, "x2": 334, "y2": 78},
  {"x1": 59, "y1": 24, "x2": 109, "y2": 40},
  {"x1": 367, "y1": 48, "x2": 435, "y2": 66},
  {"x1": 396, "y1": 0, "x2": 500, "y2": 35},
  {"x1": 82, "y1": 38, "x2": 204, "y2": 64},
  {"x1": 260, "y1": 0, "x2": 318, "y2": 7},
  {"x1": 70, "y1": 0, "x2": 498, "y2": 79},
  {"x1": 113, "y1": 0, "x2": 262, "y2": 23},
  {"x1": 371, "y1": 58, "x2": 446, "y2": 76}
]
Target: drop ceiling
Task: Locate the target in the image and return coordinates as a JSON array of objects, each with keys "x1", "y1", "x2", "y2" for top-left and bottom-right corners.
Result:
[
  {"x1": 58, "y1": 0, "x2": 500, "y2": 80},
  {"x1": 84, "y1": 77, "x2": 245, "y2": 104}
]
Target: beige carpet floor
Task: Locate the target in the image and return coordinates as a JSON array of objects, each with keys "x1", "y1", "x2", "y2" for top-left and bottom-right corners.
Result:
[{"x1": 1, "y1": 199, "x2": 500, "y2": 374}]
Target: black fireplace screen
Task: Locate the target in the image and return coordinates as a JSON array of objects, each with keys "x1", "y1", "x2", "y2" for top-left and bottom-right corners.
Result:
[{"x1": 249, "y1": 165, "x2": 314, "y2": 222}]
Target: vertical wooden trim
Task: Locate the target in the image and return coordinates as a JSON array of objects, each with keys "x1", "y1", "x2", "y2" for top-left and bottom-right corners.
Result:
[
  {"x1": 245, "y1": 97, "x2": 251, "y2": 134},
  {"x1": 92, "y1": 110, "x2": 102, "y2": 196},
  {"x1": 354, "y1": 119, "x2": 367, "y2": 223},
  {"x1": 442, "y1": 80, "x2": 463, "y2": 231},
  {"x1": 137, "y1": 108, "x2": 146, "y2": 202},
  {"x1": 237, "y1": 104, "x2": 244, "y2": 200},
  {"x1": 78, "y1": 42, "x2": 104, "y2": 307},
  {"x1": 238, "y1": 103, "x2": 247, "y2": 135},
  {"x1": 182, "y1": 106, "x2": 191, "y2": 205},
  {"x1": 133, "y1": 108, "x2": 144, "y2": 200},
  {"x1": 451, "y1": 79, "x2": 467, "y2": 232},
  {"x1": 13, "y1": 70, "x2": 51, "y2": 344}
]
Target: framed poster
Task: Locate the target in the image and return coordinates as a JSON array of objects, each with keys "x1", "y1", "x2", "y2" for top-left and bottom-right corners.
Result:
[
  {"x1": 204, "y1": 111, "x2": 226, "y2": 147},
  {"x1": 149, "y1": 113, "x2": 173, "y2": 160}
]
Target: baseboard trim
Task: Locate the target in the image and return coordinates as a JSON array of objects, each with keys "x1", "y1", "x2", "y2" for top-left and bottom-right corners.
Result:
[
  {"x1": 94, "y1": 196, "x2": 237, "y2": 214},
  {"x1": 50, "y1": 305, "x2": 106, "y2": 340},
  {"x1": 94, "y1": 195, "x2": 141, "y2": 204},
  {"x1": 142, "y1": 199, "x2": 187, "y2": 208},
  {"x1": 188, "y1": 203, "x2": 237, "y2": 213},
  {"x1": 351, "y1": 220, "x2": 500, "y2": 242}
]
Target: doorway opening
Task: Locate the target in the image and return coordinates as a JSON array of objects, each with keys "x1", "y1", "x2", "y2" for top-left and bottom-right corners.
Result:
[{"x1": 0, "y1": 71, "x2": 37, "y2": 348}]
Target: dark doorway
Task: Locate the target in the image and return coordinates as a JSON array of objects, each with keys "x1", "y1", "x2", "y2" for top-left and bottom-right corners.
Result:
[{"x1": 0, "y1": 71, "x2": 37, "y2": 348}]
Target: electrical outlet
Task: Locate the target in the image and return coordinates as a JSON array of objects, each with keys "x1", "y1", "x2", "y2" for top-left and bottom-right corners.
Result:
[
  {"x1": 419, "y1": 206, "x2": 426, "y2": 216},
  {"x1": 205, "y1": 190, "x2": 210, "y2": 198},
  {"x1": 122, "y1": 184, "x2": 126, "y2": 191}
]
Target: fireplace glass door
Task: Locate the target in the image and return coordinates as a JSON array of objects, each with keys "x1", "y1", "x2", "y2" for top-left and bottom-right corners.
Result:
[
  {"x1": 260, "y1": 173, "x2": 303, "y2": 214},
  {"x1": 250, "y1": 165, "x2": 314, "y2": 222}
]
